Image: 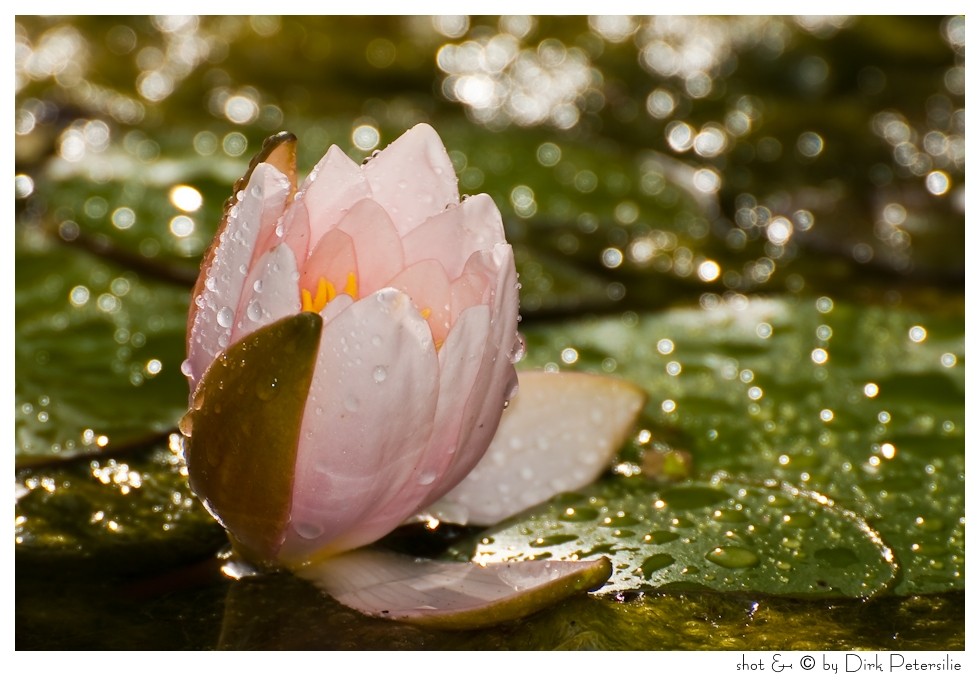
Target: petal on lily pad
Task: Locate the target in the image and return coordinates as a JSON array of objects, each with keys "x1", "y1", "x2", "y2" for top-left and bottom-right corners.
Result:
[
  {"x1": 296, "y1": 548, "x2": 611, "y2": 629},
  {"x1": 433, "y1": 371, "x2": 646, "y2": 526}
]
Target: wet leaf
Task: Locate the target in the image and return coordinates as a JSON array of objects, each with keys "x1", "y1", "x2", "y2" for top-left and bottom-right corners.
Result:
[
  {"x1": 459, "y1": 476, "x2": 898, "y2": 598},
  {"x1": 515, "y1": 296, "x2": 964, "y2": 594},
  {"x1": 15, "y1": 237, "x2": 190, "y2": 465}
]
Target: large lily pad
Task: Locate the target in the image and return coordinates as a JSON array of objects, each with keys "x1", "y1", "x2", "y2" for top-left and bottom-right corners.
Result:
[
  {"x1": 460, "y1": 476, "x2": 897, "y2": 598},
  {"x1": 516, "y1": 295, "x2": 964, "y2": 595},
  {"x1": 15, "y1": 235, "x2": 190, "y2": 465}
]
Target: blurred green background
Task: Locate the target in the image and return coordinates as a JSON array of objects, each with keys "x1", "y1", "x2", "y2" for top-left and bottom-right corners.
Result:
[{"x1": 15, "y1": 16, "x2": 964, "y2": 650}]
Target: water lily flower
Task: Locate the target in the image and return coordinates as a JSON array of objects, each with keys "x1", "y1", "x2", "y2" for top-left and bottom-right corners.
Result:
[{"x1": 181, "y1": 125, "x2": 645, "y2": 627}]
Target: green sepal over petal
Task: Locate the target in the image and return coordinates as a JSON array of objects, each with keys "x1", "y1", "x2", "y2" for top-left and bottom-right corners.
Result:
[{"x1": 183, "y1": 312, "x2": 323, "y2": 565}]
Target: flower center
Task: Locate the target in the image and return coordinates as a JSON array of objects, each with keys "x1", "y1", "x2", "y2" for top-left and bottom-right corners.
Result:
[{"x1": 301, "y1": 273, "x2": 358, "y2": 313}]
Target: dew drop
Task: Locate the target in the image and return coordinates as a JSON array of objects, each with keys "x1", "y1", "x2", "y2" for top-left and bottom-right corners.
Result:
[
  {"x1": 530, "y1": 534, "x2": 579, "y2": 547},
  {"x1": 253, "y1": 279, "x2": 264, "y2": 293},
  {"x1": 246, "y1": 299, "x2": 263, "y2": 322},
  {"x1": 509, "y1": 333, "x2": 527, "y2": 363},
  {"x1": 296, "y1": 522, "x2": 324, "y2": 540},
  {"x1": 180, "y1": 359, "x2": 194, "y2": 378},
  {"x1": 373, "y1": 365, "x2": 388, "y2": 383},
  {"x1": 344, "y1": 396, "x2": 360, "y2": 412},
  {"x1": 417, "y1": 470, "x2": 437, "y2": 486},
  {"x1": 782, "y1": 512, "x2": 815, "y2": 529},
  {"x1": 256, "y1": 377, "x2": 279, "y2": 401},
  {"x1": 217, "y1": 306, "x2": 234, "y2": 328},
  {"x1": 641, "y1": 553, "x2": 675, "y2": 578},
  {"x1": 178, "y1": 411, "x2": 194, "y2": 437},
  {"x1": 706, "y1": 546, "x2": 759, "y2": 569},
  {"x1": 645, "y1": 530, "x2": 681, "y2": 545}
]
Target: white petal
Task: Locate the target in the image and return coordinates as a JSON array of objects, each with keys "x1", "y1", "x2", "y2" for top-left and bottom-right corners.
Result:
[
  {"x1": 435, "y1": 244, "x2": 520, "y2": 493},
  {"x1": 376, "y1": 304, "x2": 493, "y2": 523},
  {"x1": 186, "y1": 163, "x2": 291, "y2": 393},
  {"x1": 299, "y1": 145, "x2": 371, "y2": 255},
  {"x1": 436, "y1": 371, "x2": 646, "y2": 526},
  {"x1": 279, "y1": 289, "x2": 440, "y2": 564},
  {"x1": 401, "y1": 194, "x2": 506, "y2": 279},
  {"x1": 232, "y1": 242, "x2": 302, "y2": 343},
  {"x1": 362, "y1": 123, "x2": 459, "y2": 236},
  {"x1": 297, "y1": 548, "x2": 611, "y2": 629}
]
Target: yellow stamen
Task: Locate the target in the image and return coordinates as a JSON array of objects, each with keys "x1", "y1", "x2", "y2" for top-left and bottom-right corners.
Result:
[
  {"x1": 420, "y1": 307, "x2": 432, "y2": 320},
  {"x1": 343, "y1": 271, "x2": 358, "y2": 299},
  {"x1": 314, "y1": 278, "x2": 330, "y2": 311},
  {"x1": 301, "y1": 273, "x2": 360, "y2": 314}
]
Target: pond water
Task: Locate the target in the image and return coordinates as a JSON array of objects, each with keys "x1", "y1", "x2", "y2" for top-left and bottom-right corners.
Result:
[{"x1": 15, "y1": 16, "x2": 964, "y2": 650}]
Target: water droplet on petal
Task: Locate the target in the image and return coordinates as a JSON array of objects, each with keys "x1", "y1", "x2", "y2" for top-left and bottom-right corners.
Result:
[
  {"x1": 417, "y1": 470, "x2": 437, "y2": 485},
  {"x1": 217, "y1": 306, "x2": 234, "y2": 328},
  {"x1": 180, "y1": 359, "x2": 194, "y2": 378},
  {"x1": 296, "y1": 522, "x2": 323, "y2": 539},
  {"x1": 253, "y1": 279, "x2": 264, "y2": 293},
  {"x1": 373, "y1": 366, "x2": 387, "y2": 383},
  {"x1": 344, "y1": 396, "x2": 360, "y2": 412},
  {"x1": 246, "y1": 299, "x2": 263, "y2": 322},
  {"x1": 509, "y1": 333, "x2": 527, "y2": 363}
]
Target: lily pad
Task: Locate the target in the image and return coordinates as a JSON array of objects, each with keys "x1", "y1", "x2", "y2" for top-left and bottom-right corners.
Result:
[
  {"x1": 460, "y1": 476, "x2": 898, "y2": 598},
  {"x1": 15, "y1": 235, "x2": 190, "y2": 465},
  {"x1": 517, "y1": 295, "x2": 964, "y2": 595},
  {"x1": 15, "y1": 437, "x2": 224, "y2": 574}
]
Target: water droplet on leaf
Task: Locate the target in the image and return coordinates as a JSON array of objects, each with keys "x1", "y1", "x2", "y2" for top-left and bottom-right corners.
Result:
[{"x1": 706, "y1": 546, "x2": 759, "y2": 569}]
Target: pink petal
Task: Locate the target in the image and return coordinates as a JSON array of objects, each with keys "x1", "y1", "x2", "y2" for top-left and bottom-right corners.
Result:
[
  {"x1": 384, "y1": 259, "x2": 453, "y2": 346},
  {"x1": 436, "y1": 371, "x2": 646, "y2": 526},
  {"x1": 231, "y1": 243, "x2": 302, "y2": 343},
  {"x1": 419, "y1": 304, "x2": 493, "y2": 505},
  {"x1": 299, "y1": 145, "x2": 371, "y2": 255},
  {"x1": 278, "y1": 199, "x2": 312, "y2": 272},
  {"x1": 298, "y1": 228, "x2": 358, "y2": 306},
  {"x1": 334, "y1": 198, "x2": 406, "y2": 295},
  {"x1": 185, "y1": 163, "x2": 291, "y2": 394},
  {"x1": 450, "y1": 250, "x2": 495, "y2": 324},
  {"x1": 297, "y1": 548, "x2": 611, "y2": 628},
  {"x1": 402, "y1": 194, "x2": 507, "y2": 279},
  {"x1": 279, "y1": 289, "x2": 440, "y2": 564},
  {"x1": 362, "y1": 123, "x2": 459, "y2": 236},
  {"x1": 421, "y1": 244, "x2": 521, "y2": 502},
  {"x1": 368, "y1": 303, "x2": 493, "y2": 525}
]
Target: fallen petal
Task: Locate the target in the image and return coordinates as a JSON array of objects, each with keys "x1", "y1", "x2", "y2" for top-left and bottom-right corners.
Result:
[
  {"x1": 435, "y1": 371, "x2": 646, "y2": 526},
  {"x1": 297, "y1": 548, "x2": 611, "y2": 629}
]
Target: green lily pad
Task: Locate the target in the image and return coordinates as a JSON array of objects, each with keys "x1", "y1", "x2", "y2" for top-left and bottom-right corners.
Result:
[
  {"x1": 460, "y1": 476, "x2": 898, "y2": 598},
  {"x1": 15, "y1": 235, "x2": 191, "y2": 465},
  {"x1": 15, "y1": 438, "x2": 224, "y2": 574},
  {"x1": 517, "y1": 295, "x2": 964, "y2": 595}
]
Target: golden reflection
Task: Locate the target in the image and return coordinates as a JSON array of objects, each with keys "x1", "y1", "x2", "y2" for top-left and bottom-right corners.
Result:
[{"x1": 437, "y1": 27, "x2": 595, "y2": 129}]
